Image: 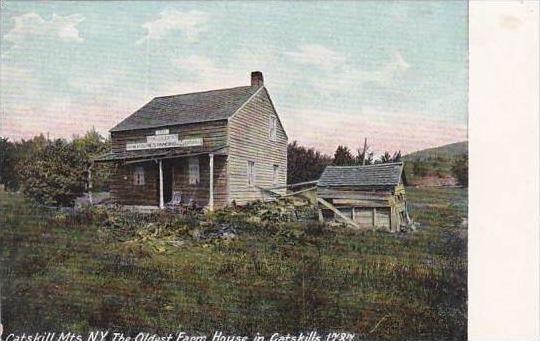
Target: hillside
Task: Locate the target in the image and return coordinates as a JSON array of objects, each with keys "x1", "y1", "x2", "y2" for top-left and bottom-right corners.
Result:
[
  {"x1": 404, "y1": 141, "x2": 468, "y2": 162},
  {"x1": 403, "y1": 141, "x2": 468, "y2": 186}
]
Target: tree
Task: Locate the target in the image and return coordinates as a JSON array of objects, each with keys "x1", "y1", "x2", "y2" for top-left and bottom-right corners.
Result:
[
  {"x1": 356, "y1": 138, "x2": 373, "y2": 165},
  {"x1": 378, "y1": 151, "x2": 392, "y2": 164},
  {"x1": 392, "y1": 151, "x2": 402, "y2": 162},
  {"x1": 333, "y1": 145, "x2": 354, "y2": 166},
  {"x1": 0, "y1": 137, "x2": 17, "y2": 190},
  {"x1": 14, "y1": 129, "x2": 112, "y2": 206},
  {"x1": 72, "y1": 128, "x2": 113, "y2": 191},
  {"x1": 19, "y1": 138, "x2": 87, "y2": 206},
  {"x1": 376, "y1": 150, "x2": 401, "y2": 164},
  {"x1": 0, "y1": 134, "x2": 49, "y2": 191},
  {"x1": 451, "y1": 155, "x2": 468, "y2": 187},
  {"x1": 287, "y1": 141, "x2": 332, "y2": 184}
]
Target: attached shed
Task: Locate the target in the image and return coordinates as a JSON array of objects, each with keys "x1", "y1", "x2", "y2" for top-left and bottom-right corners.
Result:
[{"x1": 317, "y1": 162, "x2": 410, "y2": 232}]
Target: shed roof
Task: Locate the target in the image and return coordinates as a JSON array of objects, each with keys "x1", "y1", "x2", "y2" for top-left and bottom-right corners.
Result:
[
  {"x1": 318, "y1": 162, "x2": 404, "y2": 187},
  {"x1": 110, "y1": 85, "x2": 261, "y2": 132}
]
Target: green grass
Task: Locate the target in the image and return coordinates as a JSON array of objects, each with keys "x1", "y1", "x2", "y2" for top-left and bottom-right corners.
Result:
[{"x1": 0, "y1": 187, "x2": 467, "y2": 340}]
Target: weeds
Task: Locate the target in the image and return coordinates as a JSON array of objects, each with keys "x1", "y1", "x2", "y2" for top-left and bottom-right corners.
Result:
[{"x1": 0, "y1": 188, "x2": 467, "y2": 339}]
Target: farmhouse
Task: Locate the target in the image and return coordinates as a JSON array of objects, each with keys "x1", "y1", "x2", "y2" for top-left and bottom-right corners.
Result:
[
  {"x1": 94, "y1": 72, "x2": 288, "y2": 210},
  {"x1": 317, "y1": 162, "x2": 410, "y2": 232}
]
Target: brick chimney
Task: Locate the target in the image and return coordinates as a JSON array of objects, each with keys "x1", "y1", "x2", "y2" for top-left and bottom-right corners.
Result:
[{"x1": 251, "y1": 71, "x2": 264, "y2": 87}]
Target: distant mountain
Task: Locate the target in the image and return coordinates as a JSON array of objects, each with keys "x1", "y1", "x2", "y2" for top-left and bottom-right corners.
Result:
[
  {"x1": 402, "y1": 141, "x2": 468, "y2": 186},
  {"x1": 403, "y1": 141, "x2": 468, "y2": 162}
]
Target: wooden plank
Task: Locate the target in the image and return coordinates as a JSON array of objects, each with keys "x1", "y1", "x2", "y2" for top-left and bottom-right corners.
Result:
[
  {"x1": 256, "y1": 185, "x2": 281, "y2": 197},
  {"x1": 266, "y1": 186, "x2": 317, "y2": 201},
  {"x1": 332, "y1": 198, "x2": 390, "y2": 207},
  {"x1": 265, "y1": 180, "x2": 318, "y2": 190},
  {"x1": 317, "y1": 198, "x2": 360, "y2": 229},
  {"x1": 281, "y1": 186, "x2": 316, "y2": 198}
]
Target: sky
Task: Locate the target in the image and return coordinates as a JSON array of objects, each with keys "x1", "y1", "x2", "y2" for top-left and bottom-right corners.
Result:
[{"x1": 0, "y1": 1, "x2": 468, "y2": 155}]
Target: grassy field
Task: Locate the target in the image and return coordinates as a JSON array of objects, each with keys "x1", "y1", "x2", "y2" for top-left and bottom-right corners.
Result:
[{"x1": 0, "y1": 187, "x2": 467, "y2": 340}]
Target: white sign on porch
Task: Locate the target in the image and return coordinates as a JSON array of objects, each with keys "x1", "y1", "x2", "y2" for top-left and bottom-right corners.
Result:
[
  {"x1": 155, "y1": 128, "x2": 169, "y2": 135},
  {"x1": 126, "y1": 134, "x2": 203, "y2": 151}
]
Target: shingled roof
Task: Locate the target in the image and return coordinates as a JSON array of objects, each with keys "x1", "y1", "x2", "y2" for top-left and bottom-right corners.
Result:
[
  {"x1": 110, "y1": 85, "x2": 261, "y2": 132},
  {"x1": 318, "y1": 162, "x2": 404, "y2": 187}
]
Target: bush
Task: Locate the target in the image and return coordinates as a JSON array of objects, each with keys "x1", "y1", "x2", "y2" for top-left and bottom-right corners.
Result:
[
  {"x1": 451, "y1": 155, "x2": 468, "y2": 187},
  {"x1": 19, "y1": 139, "x2": 88, "y2": 206},
  {"x1": 6, "y1": 130, "x2": 111, "y2": 206},
  {"x1": 412, "y1": 161, "x2": 429, "y2": 177}
]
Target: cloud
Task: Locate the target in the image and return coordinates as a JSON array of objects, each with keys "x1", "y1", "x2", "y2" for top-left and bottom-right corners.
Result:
[
  {"x1": 3, "y1": 12, "x2": 84, "y2": 46},
  {"x1": 310, "y1": 51, "x2": 411, "y2": 94},
  {"x1": 137, "y1": 10, "x2": 210, "y2": 44},
  {"x1": 165, "y1": 48, "x2": 286, "y2": 94},
  {"x1": 285, "y1": 44, "x2": 347, "y2": 70}
]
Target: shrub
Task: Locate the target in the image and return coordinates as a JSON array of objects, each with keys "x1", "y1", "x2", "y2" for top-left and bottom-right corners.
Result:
[
  {"x1": 412, "y1": 161, "x2": 429, "y2": 177},
  {"x1": 11, "y1": 130, "x2": 111, "y2": 206},
  {"x1": 19, "y1": 139, "x2": 87, "y2": 206},
  {"x1": 452, "y1": 155, "x2": 468, "y2": 187}
]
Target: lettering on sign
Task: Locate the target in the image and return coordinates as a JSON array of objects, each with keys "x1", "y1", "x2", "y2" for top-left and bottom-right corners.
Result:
[
  {"x1": 155, "y1": 129, "x2": 169, "y2": 135},
  {"x1": 126, "y1": 134, "x2": 203, "y2": 151},
  {"x1": 147, "y1": 134, "x2": 178, "y2": 143}
]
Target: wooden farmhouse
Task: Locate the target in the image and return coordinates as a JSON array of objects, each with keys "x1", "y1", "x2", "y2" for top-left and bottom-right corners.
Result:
[
  {"x1": 317, "y1": 162, "x2": 410, "y2": 232},
  {"x1": 95, "y1": 72, "x2": 288, "y2": 210}
]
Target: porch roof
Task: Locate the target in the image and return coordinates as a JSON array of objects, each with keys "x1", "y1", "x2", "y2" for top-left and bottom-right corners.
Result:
[{"x1": 93, "y1": 145, "x2": 227, "y2": 163}]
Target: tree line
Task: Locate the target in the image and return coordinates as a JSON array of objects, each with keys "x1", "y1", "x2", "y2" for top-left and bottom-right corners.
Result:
[
  {"x1": 0, "y1": 131, "x2": 466, "y2": 207},
  {"x1": 287, "y1": 138, "x2": 402, "y2": 184}
]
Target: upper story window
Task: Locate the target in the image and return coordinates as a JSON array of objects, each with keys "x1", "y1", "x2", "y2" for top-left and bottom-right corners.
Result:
[
  {"x1": 189, "y1": 157, "x2": 200, "y2": 185},
  {"x1": 272, "y1": 165, "x2": 279, "y2": 186},
  {"x1": 133, "y1": 166, "x2": 145, "y2": 186},
  {"x1": 269, "y1": 116, "x2": 277, "y2": 141},
  {"x1": 247, "y1": 161, "x2": 256, "y2": 187}
]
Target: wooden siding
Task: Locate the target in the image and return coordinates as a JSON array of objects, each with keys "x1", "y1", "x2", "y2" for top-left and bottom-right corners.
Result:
[
  {"x1": 110, "y1": 120, "x2": 228, "y2": 153},
  {"x1": 109, "y1": 120, "x2": 229, "y2": 207},
  {"x1": 227, "y1": 88, "x2": 288, "y2": 205},
  {"x1": 318, "y1": 184, "x2": 407, "y2": 232},
  {"x1": 375, "y1": 208, "x2": 391, "y2": 229},
  {"x1": 354, "y1": 208, "x2": 374, "y2": 227},
  {"x1": 170, "y1": 155, "x2": 228, "y2": 208},
  {"x1": 110, "y1": 161, "x2": 159, "y2": 206}
]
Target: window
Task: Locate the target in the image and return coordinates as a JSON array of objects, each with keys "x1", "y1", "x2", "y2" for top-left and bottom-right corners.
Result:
[
  {"x1": 247, "y1": 161, "x2": 256, "y2": 187},
  {"x1": 269, "y1": 116, "x2": 277, "y2": 141},
  {"x1": 189, "y1": 157, "x2": 200, "y2": 185},
  {"x1": 272, "y1": 165, "x2": 279, "y2": 186},
  {"x1": 133, "y1": 166, "x2": 145, "y2": 185}
]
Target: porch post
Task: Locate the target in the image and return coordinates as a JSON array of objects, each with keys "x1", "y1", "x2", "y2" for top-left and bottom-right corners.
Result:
[
  {"x1": 87, "y1": 163, "x2": 93, "y2": 205},
  {"x1": 159, "y1": 159, "x2": 164, "y2": 209},
  {"x1": 209, "y1": 153, "x2": 214, "y2": 211}
]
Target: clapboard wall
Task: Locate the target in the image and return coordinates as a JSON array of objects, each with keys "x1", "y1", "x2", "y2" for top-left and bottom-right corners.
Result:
[
  {"x1": 227, "y1": 87, "x2": 288, "y2": 204},
  {"x1": 170, "y1": 156, "x2": 228, "y2": 208},
  {"x1": 110, "y1": 162, "x2": 159, "y2": 206},
  {"x1": 110, "y1": 120, "x2": 228, "y2": 153},
  {"x1": 109, "y1": 121, "x2": 228, "y2": 207}
]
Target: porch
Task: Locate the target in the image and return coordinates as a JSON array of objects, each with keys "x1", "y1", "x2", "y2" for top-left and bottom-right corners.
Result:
[{"x1": 93, "y1": 146, "x2": 228, "y2": 210}]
